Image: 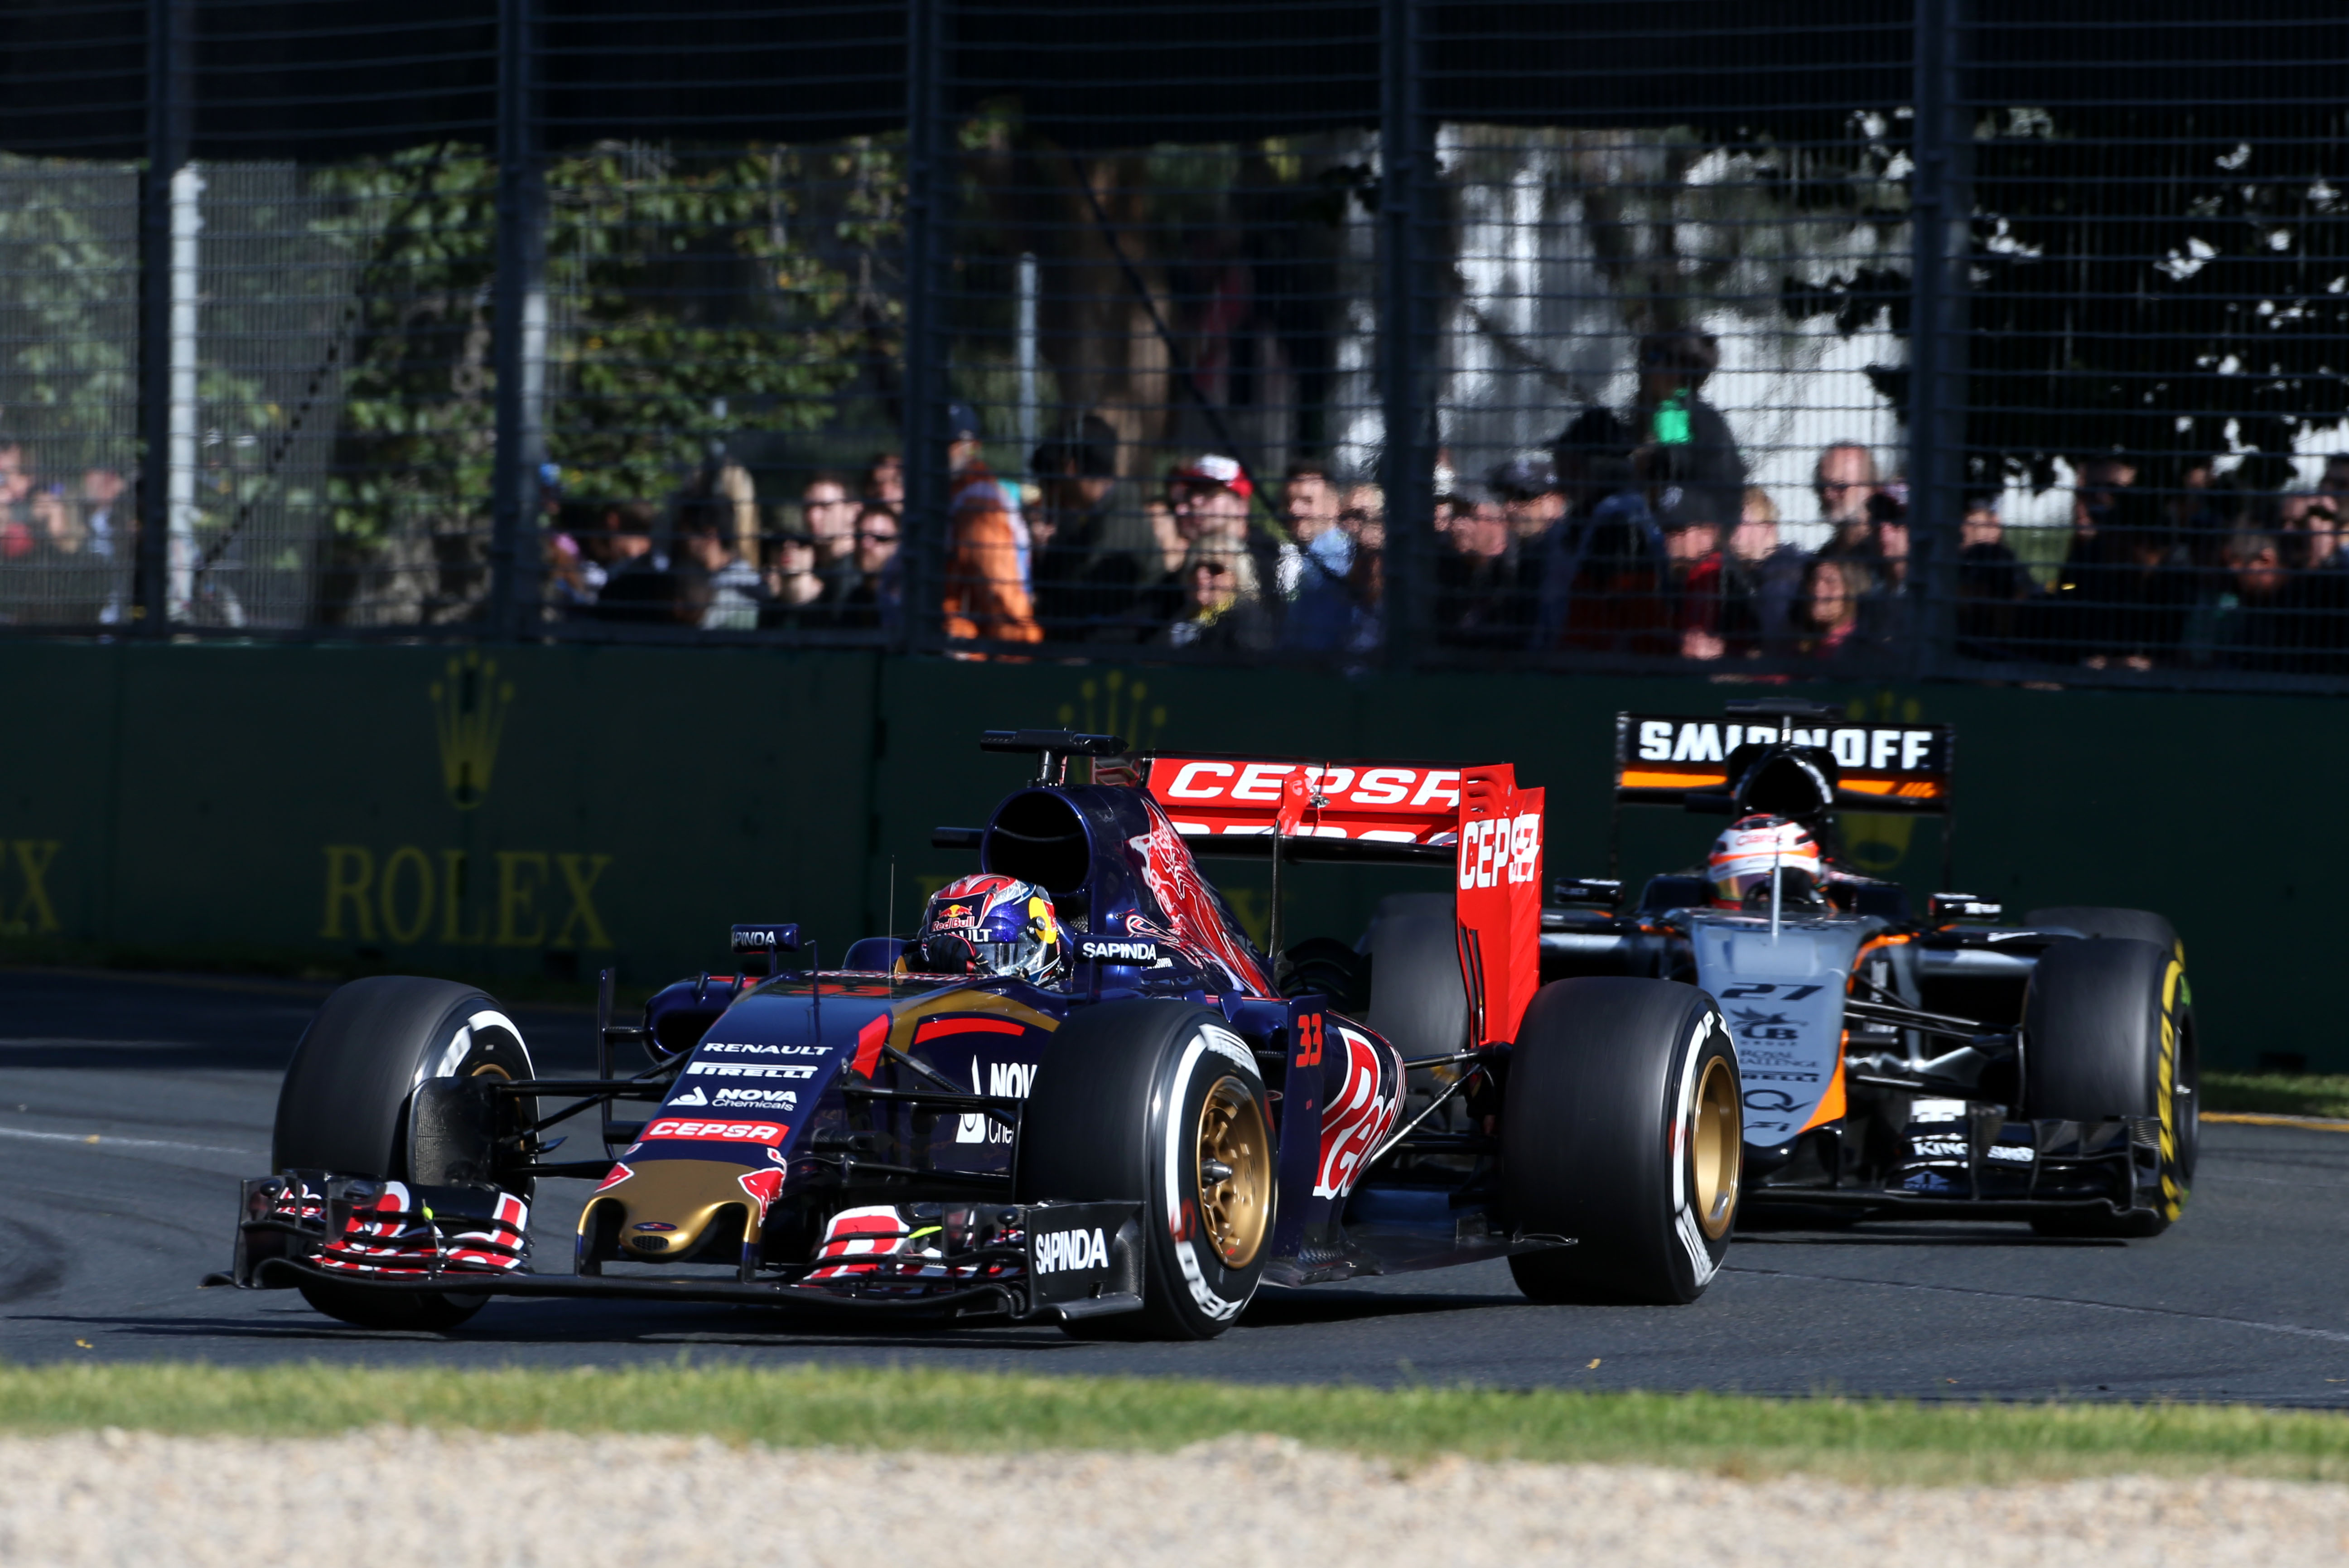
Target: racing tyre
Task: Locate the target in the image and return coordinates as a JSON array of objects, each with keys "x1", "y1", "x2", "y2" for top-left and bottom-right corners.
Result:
[
  {"x1": 2022, "y1": 938, "x2": 2195, "y2": 1239},
  {"x1": 1016, "y1": 999, "x2": 1273, "y2": 1340},
  {"x1": 2024, "y1": 907, "x2": 2179, "y2": 957},
  {"x1": 1500, "y1": 979, "x2": 1740, "y2": 1305},
  {"x1": 272, "y1": 976, "x2": 535, "y2": 1331}
]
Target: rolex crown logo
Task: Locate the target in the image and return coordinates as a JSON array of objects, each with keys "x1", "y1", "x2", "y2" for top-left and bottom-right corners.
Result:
[{"x1": 430, "y1": 651, "x2": 515, "y2": 810}]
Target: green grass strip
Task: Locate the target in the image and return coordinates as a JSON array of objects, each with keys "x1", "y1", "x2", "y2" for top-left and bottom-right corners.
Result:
[
  {"x1": 3, "y1": 1362, "x2": 2348, "y2": 1486},
  {"x1": 2204, "y1": 1071, "x2": 2349, "y2": 1121}
]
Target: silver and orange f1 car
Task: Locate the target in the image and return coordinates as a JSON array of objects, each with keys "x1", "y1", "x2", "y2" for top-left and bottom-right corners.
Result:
[
  {"x1": 222, "y1": 729, "x2": 1743, "y2": 1336},
  {"x1": 1543, "y1": 700, "x2": 2195, "y2": 1235}
]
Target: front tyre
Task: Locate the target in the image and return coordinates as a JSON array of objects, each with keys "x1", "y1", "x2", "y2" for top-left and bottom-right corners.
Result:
[
  {"x1": 1500, "y1": 979, "x2": 1740, "y2": 1305},
  {"x1": 2023, "y1": 937, "x2": 2194, "y2": 1239},
  {"x1": 1015, "y1": 999, "x2": 1273, "y2": 1339},
  {"x1": 272, "y1": 976, "x2": 535, "y2": 1331}
]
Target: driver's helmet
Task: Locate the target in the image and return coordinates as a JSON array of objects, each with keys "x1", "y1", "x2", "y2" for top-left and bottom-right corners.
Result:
[
  {"x1": 1707, "y1": 814, "x2": 1822, "y2": 907},
  {"x1": 910, "y1": 873, "x2": 1068, "y2": 984}
]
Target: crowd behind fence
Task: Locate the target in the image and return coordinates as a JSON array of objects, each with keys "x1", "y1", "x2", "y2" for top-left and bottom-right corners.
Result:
[{"x1": 2, "y1": 3, "x2": 2348, "y2": 691}]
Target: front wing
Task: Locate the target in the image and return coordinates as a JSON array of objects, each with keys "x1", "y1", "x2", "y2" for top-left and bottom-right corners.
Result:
[{"x1": 217, "y1": 1171, "x2": 1145, "y2": 1322}]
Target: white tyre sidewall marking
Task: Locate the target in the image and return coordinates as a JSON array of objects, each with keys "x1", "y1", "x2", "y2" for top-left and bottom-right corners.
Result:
[
  {"x1": 1673, "y1": 1013, "x2": 1718, "y2": 1287},
  {"x1": 416, "y1": 1008, "x2": 532, "y2": 1088},
  {"x1": 1166, "y1": 1024, "x2": 1263, "y2": 1322}
]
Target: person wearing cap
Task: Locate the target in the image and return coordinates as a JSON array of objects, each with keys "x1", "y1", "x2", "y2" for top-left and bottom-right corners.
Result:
[
  {"x1": 941, "y1": 402, "x2": 1042, "y2": 649},
  {"x1": 1634, "y1": 328, "x2": 1746, "y2": 537},
  {"x1": 1164, "y1": 454, "x2": 1273, "y2": 650}
]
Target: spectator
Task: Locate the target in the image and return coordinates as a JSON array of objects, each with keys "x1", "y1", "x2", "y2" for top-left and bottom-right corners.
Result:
[
  {"x1": 79, "y1": 466, "x2": 127, "y2": 624},
  {"x1": 838, "y1": 506, "x2": 902, "y2": 632},
  {"x1": 1489, "y1": 456, "x2": 1561, "y2": 637},
  {"x1": 941, "y1": 404, "x2": 1041, "y2": 649},
  {"x1": 1811, "y1": 442, "x2": 1881, "y2": 595},
  {"x1": 1544, "y1": 430, "x2": 1673, "y2": 656},
  {"x1": 588, "y1": 502, "x2": 681, "y2": 623},
  {"x1": 2070, "y1": 490, "x2": 2194, "y2": 670},
  {"x1": 1029, "y1": 417, "x2": 1133, "y2": 637},
  {"x1": 2277, "y1": 488, "x2": 2342, "y2": 570},
  {"x1": 1171, "y1": 455, "x2": 1271, "y2": 621},
  {"x1": 676, "y1": 499, "x2": 765, "y2": 631},
  {"x1": 863, "y1": 452, "x2": 904, "y2": 508},
  {"x1": 1433, "y1": 500, "x2": 1519, "y2": 648},
  {"x1": 2320, "y1": 453, "x2": 2349, "y2": 515},
  {"x1": 1165, "y1": 555, "x2": 1273, "y2": 652},
  {"x1": 1955, "y1": 491, "x2": 2031, "y2": 658},
  {"x1": 1634, "y1": 329, "x2": 1746, "y2": 531},
  {"x1": 1721, "y1": 485, "x2": 1804, "y2": 657},
  {"x1": 1344, "y1": 506, "x2": 1387, "y2": 657},
  {"x1": 759, "y1": 531, "x2": 829, "y2": 628},
  {"x1": 1282, "y1": 462, "x2": 1358, "y2": 652},
  {"x1": 800, "y1": 471, "x2": 862, "y2": 595},
  {"x1": 1277, "y1": 463, "x2": 1344, "y2": 593},
  {"x1": 2212, "y1": 530, "x2": 2297, "y2": 671},
  {"x1": 1664, "y1": 515, "x2": 1726, "y2": 661},
  {"x1": 1793, "y1": 556, "x2": 1863, "y2": 660},
  {"x1": 2057, "y1": 456, "x2": 2138, "y2": 599}
]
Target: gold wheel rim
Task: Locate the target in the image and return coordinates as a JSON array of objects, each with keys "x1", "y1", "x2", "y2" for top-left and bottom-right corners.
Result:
[
  {"x1": 1196, "y1": 1076, "x2": 1271, "y2": 1268},
  {"x1": 1692, "y1": 1054, "x2": 1741, "y2": 1240}
]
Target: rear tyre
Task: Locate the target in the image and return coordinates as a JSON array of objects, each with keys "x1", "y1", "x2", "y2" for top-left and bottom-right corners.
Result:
[
  {"x1": 2023, "y1": 938, "x2": 2194, "y2": 1239},
  {"x1": 1500, "y1": 979, "x2": 1740, "y2": 1305},
  {"x1": 272, "y1": 976, "x2": 535, "y2": 1331},
  {"x1": 1015, "y1": 999, "x2": 1273, "y2": 1340}
]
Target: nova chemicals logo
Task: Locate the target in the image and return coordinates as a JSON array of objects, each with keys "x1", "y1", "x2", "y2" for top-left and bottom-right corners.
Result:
[{"x1": 1033, "y1": 1227, "x2": 1109, "y2": 1274}]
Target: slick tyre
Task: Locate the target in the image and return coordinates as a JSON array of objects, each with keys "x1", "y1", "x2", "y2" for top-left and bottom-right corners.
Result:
[
  {"x1": 1360, "y1": 893, "x2": 1471, "y2": 1060},
  {"x1": 272, "y1": 976, "x2": 535, "y2": 1332},
  {"x1": 1500, "y1": 979, "x2": 1740, "y2": 1306},
  {"x1": 1016, "y1": 999, "x2": 1273, "y2": 1340},
  {"x1": 2023, "y1": 938, "x2": 2195, "y2": 1239}
]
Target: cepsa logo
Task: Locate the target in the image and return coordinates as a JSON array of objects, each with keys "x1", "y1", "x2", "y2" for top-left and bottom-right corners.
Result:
[
  {"x1": 1458, "y1": 813, "x2": 1540, "y2": 889},
  {"x1": 643, "y1": 1118, "x2": 789, "y2": 1146},
  {"x1": 1158, "y1": 761, "x2": 1461, "y2": 811}
]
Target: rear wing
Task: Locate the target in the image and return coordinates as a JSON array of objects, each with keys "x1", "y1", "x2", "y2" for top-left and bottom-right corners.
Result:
[
  {"x1": 1113, "y1": 753, "x2": 1543, "y2": 1048},
  {"x1": 1615, "y1": 713, "x2": 1955, "y2": 814}
]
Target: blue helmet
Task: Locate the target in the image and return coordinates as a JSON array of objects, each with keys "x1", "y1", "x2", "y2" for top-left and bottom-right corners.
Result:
[{"x1": 911, "y1": 873, "x2": 1068, "y2": 985}]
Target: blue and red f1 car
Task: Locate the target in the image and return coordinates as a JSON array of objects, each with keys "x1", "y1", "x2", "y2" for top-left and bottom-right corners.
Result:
[{"x1": 224, "y1": 729, "x2": 1743, "y2": 1337}]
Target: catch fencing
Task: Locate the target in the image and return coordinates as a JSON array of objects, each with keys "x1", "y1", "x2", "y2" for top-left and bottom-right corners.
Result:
[{"x1": 1, "y1": 3, "x2": 2346, "y2": 693}]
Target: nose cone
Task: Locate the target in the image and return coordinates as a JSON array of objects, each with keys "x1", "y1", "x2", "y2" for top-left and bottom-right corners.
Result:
[{"x1": 581, "y1": 1160, "x2": 770, "y2": 1263}]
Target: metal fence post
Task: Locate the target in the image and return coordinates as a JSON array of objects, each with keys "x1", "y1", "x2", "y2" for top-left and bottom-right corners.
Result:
[
  {"x1": 134, "y1": 0, "x2": 192, "y2": 637},
  {"x1": 1909, "y1": 0, "x2": 1971, "y2": 677},
  {"x1": 488, "y1": 0, "x2": 547, "y2": 640},
  {"x1": 1379, "y1": 0, "x2": 1432, "y2": 672},
  {"x1": 897, "y1": 0, "x2": 947, "y2": 655}
]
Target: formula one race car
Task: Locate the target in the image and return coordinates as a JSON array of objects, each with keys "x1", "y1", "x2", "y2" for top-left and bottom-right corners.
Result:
[
  {"x1": 1542, "y1": 700, "x2": 2194, "y2": 1236},
  {"x1": 221, "y1": 729, "x2": 1743, "y2": 1336}
]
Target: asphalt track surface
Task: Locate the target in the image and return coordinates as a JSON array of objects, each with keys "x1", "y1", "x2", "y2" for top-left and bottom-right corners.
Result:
[{"x1": 5, "y1": 968, "x2": 2348, "y2": 1403}]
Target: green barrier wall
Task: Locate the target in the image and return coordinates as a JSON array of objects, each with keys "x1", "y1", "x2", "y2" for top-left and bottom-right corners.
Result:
[{"x1": 0, "y1": 642, "x2": 2330, "y2": 1068}]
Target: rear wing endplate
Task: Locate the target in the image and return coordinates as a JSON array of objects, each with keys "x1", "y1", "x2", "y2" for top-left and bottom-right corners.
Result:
[{"x1": 1115, "y1": 753, "x2": 1543, "y2": 1047}]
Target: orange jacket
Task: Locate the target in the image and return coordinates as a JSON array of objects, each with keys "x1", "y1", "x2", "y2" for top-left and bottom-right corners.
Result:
[{"x1": 941, "y1": 471, "x2": 1042, "y2": 647}]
